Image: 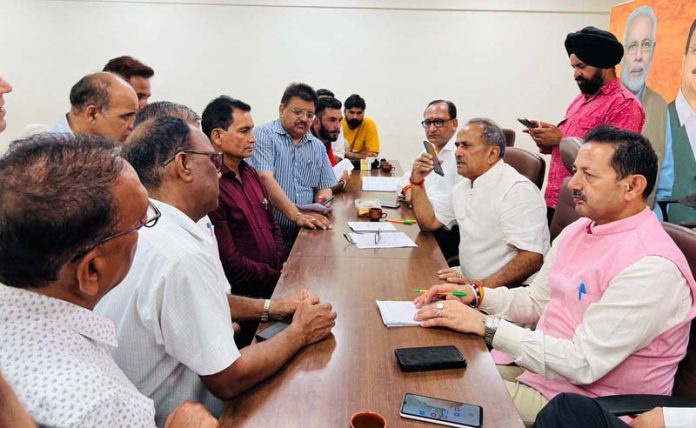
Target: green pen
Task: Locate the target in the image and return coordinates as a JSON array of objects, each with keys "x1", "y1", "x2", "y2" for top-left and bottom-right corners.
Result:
[{"x1": 413, "y1": 288, "x2": 467, "y2": 297}]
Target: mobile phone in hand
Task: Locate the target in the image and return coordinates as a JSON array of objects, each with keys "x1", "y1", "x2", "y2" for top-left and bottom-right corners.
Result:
[
  {"x1": 422, "y1": 141, "x2": 445, "y2": 176},
  {"x1": 517, "y1": 118, "x2": 538, "y2": 129}
]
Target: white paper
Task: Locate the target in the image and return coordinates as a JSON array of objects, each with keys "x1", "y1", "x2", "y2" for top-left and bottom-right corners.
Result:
[
  {"x1": 347, "y1": 222, "x2": 396, "y2": 232},
  {"x1": 347, "y1": 232, "x2": 417, "y2": 249},
  {"x1": 362, "y1": 176, "x2": 403, "y2": 192},
  {"x1": 376, "y1": 301, "x2": 421, "y2": 327},
  {"x1": 296, "y1": 203, "x2": 331, "y2": 214},
  {"x1": 333, "y1": 158, "x2": 354, "y2": 180}
]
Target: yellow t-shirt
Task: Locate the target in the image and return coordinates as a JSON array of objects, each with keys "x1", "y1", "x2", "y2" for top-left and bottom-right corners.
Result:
[{"x1": 341, "y1": 117, "x2": 380, "y2": 153}]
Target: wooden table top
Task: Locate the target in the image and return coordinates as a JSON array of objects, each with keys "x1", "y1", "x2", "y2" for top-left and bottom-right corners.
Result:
[{"x1": 220, "y1": 163, "x2": 523, "y2": 428}]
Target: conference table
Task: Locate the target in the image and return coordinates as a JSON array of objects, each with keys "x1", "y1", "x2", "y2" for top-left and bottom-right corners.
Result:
[{"x1": 220, "y1": 162, "x2": 524, "y2": 427}]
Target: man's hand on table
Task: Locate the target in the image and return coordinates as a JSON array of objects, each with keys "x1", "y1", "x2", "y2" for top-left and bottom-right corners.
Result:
[
  {"x1": 164, "y1": 401, "x2": 218, "y2": 428},
  {"x1": 296, "y1": 212, "x2": 332, "y2": 230},
  {"x1": 413, "y1": 283, "x2": 476, "y2": 308},
  {"x1": 414, "y1": 299, "x2": 485, "y2": 336},
  {"x1": 269, "y1": 289, "x2": 320, "y2": 320},
  {"x1": 288, "y1": 297, "x2": 337, "y2": 346},
  {"x1": 437, "y1": 267, "x2": 474, "y2": 285}
]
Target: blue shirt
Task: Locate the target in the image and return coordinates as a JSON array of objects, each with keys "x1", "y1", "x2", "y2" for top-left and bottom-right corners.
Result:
[
  {"x1": 249, "y1": 119, "x2": 337, "y2": 241},
  {"x1": 654, "y1": 109, "x2": 674, "y2": 220}
]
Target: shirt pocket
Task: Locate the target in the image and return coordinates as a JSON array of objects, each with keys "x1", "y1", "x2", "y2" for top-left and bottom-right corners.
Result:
[
  {"x1": 297, "y1": 157, "x2": 321, "y2": 188},
  {"x1": 564, "y1": 281, "x2": 601, "y2": 324}
]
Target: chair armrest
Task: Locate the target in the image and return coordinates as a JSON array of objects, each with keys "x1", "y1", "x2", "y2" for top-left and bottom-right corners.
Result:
[{"x1": 595, "y1": 394, "x2": 696, "y2": 417}]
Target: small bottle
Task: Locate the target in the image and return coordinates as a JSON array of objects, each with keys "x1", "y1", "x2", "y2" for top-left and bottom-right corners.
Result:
[{"x1": 360, "y1": 158, "x2": 369, "y2": 171}]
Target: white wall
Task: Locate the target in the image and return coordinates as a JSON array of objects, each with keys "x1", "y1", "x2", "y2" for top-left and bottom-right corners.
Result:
[{"x1": 0, "y1": 0, "x2": 615, "y2": 168}]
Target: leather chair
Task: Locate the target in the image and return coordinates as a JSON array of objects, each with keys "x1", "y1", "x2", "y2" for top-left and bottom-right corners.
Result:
[
  {"x1": 503, "y1": 147, "x2": 546, "y2": 190},
  {"x1": 595, "y1": 222, "x2": 696, "y2": 416},
  {"x1": 502, "y1": 128, "x2": 516, "y2": 147},
  {"x1": 549, "y1": 138, "x2": 583, "y2": 241},
  {"x1": 559, "y1": 137, "x2": 583, "y2": 174}
]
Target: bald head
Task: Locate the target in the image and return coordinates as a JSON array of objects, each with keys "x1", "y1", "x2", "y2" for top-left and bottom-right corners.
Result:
[{"x1": 68, "y1": 72, "x2": 138, "y2": 142}]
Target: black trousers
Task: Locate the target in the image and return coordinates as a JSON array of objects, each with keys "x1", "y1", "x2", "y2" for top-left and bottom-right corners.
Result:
[{"x1": 534, "y1": 393, "x2": 629, "y2": 428}]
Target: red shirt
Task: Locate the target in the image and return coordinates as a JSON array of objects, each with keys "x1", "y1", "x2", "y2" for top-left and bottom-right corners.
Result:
[
  {"x1": 545, "y1": 78, "x2": 645, "y2": 208},
  {"x1": 208, "y1": 161, "x2": 287, "y2": 298}
]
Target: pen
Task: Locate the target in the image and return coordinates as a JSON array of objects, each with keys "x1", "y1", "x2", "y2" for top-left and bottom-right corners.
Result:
[
  {"x1": 386, "y1": 218, "x2": 416, "y2": 225},
  {"x1": 321, "y1": 196, "x2": 335, "y2": 206},
  {"x1": 413, "y1": 288, "x2": 468, "y2": 297}
]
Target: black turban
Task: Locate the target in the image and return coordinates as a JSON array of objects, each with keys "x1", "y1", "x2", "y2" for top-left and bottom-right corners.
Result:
[{"x1": 564, "y1": 26, "x2": 623, "y2": 69}]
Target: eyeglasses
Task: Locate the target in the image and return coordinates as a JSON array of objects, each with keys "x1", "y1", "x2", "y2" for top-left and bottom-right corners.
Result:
[
  {"x1": 71, "y1": 200, "x2": 161, "y2": 261},
  {"x1": 625, "y1": 40, "x2": 654, "y2": 55},
  {"x1": 288, "y1": 107, "x2": 315, "y2": 121},
  {"x1": 421, "y1": 118, "x2": 454, "y2": 129},
  {"x1": 162, "y1": 150, "x2": 224, "y2": 172}
]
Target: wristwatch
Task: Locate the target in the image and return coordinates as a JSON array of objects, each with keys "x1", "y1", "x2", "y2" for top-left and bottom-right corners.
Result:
[
  {"x1": 483, "y1": 316, "x2": 502, "y2": 347},
  {"x1": 261, "y1": 299, "x2": 271, "y2": 322}
]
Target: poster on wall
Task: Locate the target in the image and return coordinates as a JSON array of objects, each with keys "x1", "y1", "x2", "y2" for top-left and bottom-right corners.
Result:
[{"x1": 610, "y1": 0, "x2": 696, "y2": 222}]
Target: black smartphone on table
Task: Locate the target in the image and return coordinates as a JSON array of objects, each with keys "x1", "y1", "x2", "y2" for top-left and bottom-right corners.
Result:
[
  {"x1": 400, "y1": 393, "x2": 483, "y2": 427},
  {"x1": 422, "y1": 141, "x2": 445, "y2": 176},
  {"x1": 394, "y1": 345, "x2": 467, "y2": 372},
  {"x1": 254, "y1": 320, "x2": 291, "y2": 342}
]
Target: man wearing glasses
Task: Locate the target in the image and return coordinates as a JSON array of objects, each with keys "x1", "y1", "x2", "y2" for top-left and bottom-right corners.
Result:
[
  {"x1": 249, "y1": 83, "x2": 337, "y2": 249},
  {"x1": 620, "y1": 6, "x2": 667, "y2": 189},
  {"x1": 96, "y1": 116, "x2": 336, "y2": 426},
  {"x1": 0, "y1": 133, "x2": 217, "y2": 427}
]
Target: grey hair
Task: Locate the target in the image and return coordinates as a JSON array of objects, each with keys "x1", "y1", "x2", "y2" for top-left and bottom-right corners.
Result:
[
  {"x1": 466, "y1": 117, "x2": 506, "y2": 157},
  {"x1": 624, "y1": 6, "x2": 657, "y2": 43},
  {"x1": 134, "y1": 101, "x2": 201, "y2": 127}
]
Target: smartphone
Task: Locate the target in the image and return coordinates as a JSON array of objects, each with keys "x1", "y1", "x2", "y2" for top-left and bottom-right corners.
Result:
[
  {"x1": 400, "y1": 393, "x2": 483, "y2": 428},
  {"x1": 422, "y1": 141, "x2": 445, "y2": 176},
  {"x1": 380, "y1": 200, "x2": 401, "y2": 209},
  {"x1": 394, "y1": 345, "x2": 466, "y2": 372},
  {"x1": 254, "y1": 321, "x2": 290, "y2": 342},
  {"x1": 517, "y1": 118, "x2": 538, "y2": 129}
]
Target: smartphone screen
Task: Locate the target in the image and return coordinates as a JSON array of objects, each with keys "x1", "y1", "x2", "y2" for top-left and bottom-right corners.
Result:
[
  {"x1": 400, "y1": 393, "x2": 482, "y2": 428},
  {"x1": 422, "y1": 141, "x2": 445, "y2": 176}
]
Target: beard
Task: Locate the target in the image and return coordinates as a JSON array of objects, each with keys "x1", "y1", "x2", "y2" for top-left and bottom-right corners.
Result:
[
  {"x1": 318, "y1": 125, "x2": 339, "y2": 142},
  {"x1": 347, "y1": 118, "x2": 363, "y2": 129},
  {"x1": 620, "y1": 62, "x2": 647, "y2": 93},
  {"x1": 576, "y1": 71, "x2": 605, "y2": 95}
]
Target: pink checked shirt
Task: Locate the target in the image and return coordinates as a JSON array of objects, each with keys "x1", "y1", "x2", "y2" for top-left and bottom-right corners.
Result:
[{"x1": 545, "y1": 78, "x2": 645, "y2": 208}]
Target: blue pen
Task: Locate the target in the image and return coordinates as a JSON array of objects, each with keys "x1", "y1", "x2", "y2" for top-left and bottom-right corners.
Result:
[
  {"x1": 578, "y1": 282, "x2": 587, "y2": 301},
  {"x1": 206, "y1": 222, "x2": 214, "y2": 237}
]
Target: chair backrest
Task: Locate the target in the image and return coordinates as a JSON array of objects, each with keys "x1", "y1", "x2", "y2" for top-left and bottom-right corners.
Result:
[
  {"x1": 560, "y1": 137, "x2": 583, "y2": 173},
  {"x1": 503, "y1": 147, "x2": 546, "y2": 190},
  {"x1": 502, "y1": 128, "x2": 516, "y2": 147},
  {"x1": 549, "y1": 177, "x2": 580, "y2": 242},
  {"x1": 666, "y1": 222, "x2": 696, "y2": 399}
]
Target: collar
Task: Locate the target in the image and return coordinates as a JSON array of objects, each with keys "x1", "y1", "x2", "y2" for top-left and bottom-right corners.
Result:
[
  {"x1": 586, "y1": 206, "x2": 653, "y2": 236},
  {"x1": 52, "y1": 114, "x2": 74, "y2": 135},
  {"x1": 150, "y1": 199, "x2": 209, "y2": 243},
  {"x1": 270, "y1": 118, "x2": 311, "y2": 145},
  {"x1": 635, "y1": 84, "x2": 646, "y2": 101},
  {"x1": 583, "y1": 78, "x2": 622, "y2": 102},
  {"x1": 468, "y1": 159, "x2": 505, "y2": 188},
  {"x1": 221, "y1": 160, "x2": 248, "y2": 180},
  {"x1": 676, "y1": 90, "x2": 696, "y2": 127},
  {"x1": 0, "y1": 284, "x2": 117, "y2": 347},
  {"x1": 440, "y1": 133, "x2": 458, "y2": 154}
]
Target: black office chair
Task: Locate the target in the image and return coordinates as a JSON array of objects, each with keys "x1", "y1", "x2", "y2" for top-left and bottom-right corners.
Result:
[{"x1": 657, "y1": 192, "x2": 696, "y2": 228}]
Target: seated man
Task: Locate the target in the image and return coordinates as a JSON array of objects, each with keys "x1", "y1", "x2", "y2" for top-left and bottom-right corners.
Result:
[
  {"x1": 341, "y1": 93, "x2": 380, "y2": 160},
  {"x1": 310, "y1": 96, "x2": 350, "y2": 193},
  {"x1": 410, "y1": 118, "x2": 549, "y2": 288},
  {"x1": 103, "y1": 55, "x2": 155, "y2": 109},
  {"x1": 415, "y1": 126, "x2": 696, "y2": 426},
  {"x1": 249, "y1": 83, "x2": 337, "y2": 249},
  {"x1": 134, "y1": 100, "x2": 201, "y2": 128},
  {"x1": 202, "y1": 96, "x2": 288, "y2": 346},
  {"x1": 0, "y1": 133, "x2": 215, "y2": 427},
  {"x1": 51, "y1": 72, "x2": 139, "y2": 142},
  {"x1": 316, "y1": 88, "x2": 346, "y2": 162},
  {"x1": 95, "y1": 116, "x2": 336, "y2": 425}
]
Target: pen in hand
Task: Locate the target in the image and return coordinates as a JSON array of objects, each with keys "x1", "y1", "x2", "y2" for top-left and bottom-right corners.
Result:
[{"x1": 413, "y1": 288, "x2": 467, "y2": 297}]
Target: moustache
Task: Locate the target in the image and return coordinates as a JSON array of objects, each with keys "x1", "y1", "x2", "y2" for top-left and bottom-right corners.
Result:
[{"x1": 571, "y1": 190, "x2": 586, "y2": 201}]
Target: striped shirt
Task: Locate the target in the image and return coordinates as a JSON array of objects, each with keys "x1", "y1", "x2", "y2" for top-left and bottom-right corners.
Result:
[{"x1": 249, "y1": 119, "x2": 337, "y2": 242}]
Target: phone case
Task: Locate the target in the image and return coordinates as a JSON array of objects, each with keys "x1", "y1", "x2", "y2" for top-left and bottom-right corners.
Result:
[
  {"x1": 423, "y1": 141, "x2": 445, "y2": 176},
  {"x1": 394, "y1": 346, "x2": 467, "y2": 372},
  {"x1": 255, "y1": 321, "x2": 290, "y2": 342}
]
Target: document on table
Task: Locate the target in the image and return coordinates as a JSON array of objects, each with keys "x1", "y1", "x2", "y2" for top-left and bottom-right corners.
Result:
[
  {"x1": 347, "y1": 221, "x2": 396, "y2": 232},
  {"x1": 347, "y1": 232, "x2": 417, "y2": 249},
  {"x1": 376, "y1": 301, "x2": 421, "y2": 327},
  {"x1": 333, "y1": 158, "x2": 354, "y2": 180},
  {"x1": 362, "y1": 176, "x2": 403, "y2": 192}
]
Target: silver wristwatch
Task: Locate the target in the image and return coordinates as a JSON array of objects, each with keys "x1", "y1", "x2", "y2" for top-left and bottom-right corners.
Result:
[{"x1": 483, "y1": 316, "x2": 502, "y2": 346}]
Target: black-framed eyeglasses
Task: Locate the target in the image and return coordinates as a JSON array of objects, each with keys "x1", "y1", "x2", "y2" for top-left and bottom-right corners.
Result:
[
  {"x1": 162, "y1": 150, "x2": 224, "y2": 172},
  {"x1": 71, "y1": 200, "x2": 161, "y2": 261},
  {"x1": 421, "y1": 118, "x2": 454, "y2": 129}
]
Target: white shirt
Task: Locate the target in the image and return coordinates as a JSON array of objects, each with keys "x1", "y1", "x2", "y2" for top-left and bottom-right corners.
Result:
[
  {"x1": 675, "y1": 90, "x2": 696, "y2": 157},
  {"x1": 51, "y1": 114, "x2": 73, "y2": 134},
  {"x1": 400, "y1": 133, "x2": 462, "y2": 201},
  {"x1": 664, "y1": 407, "x2": 696, "y2": 427},
  {"x1": 95, "y1": 200, "x2": 240, "y2": 427},
  {"x1": 434, "y1": 160, "x2": 549, "y2": 280},
  {"x1": 0, "y1": 284, "x2": 156, "y2": 428},
  {"x1": 484, "y1": 231, "x2": 691, "y2": 385}
]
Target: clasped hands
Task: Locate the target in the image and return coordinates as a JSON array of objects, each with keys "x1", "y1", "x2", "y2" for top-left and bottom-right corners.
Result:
[{"x1": 413, "y1": 268, "x2": 485, "y2": 336}]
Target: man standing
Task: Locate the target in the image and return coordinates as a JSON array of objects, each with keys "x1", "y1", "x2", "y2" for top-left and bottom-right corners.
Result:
[
  {"x1": 310, "y1": 96, "x2": 350, "y2": 193},
  {"x1": 656, "y1": 19, "x2": 696, "y2": 223},
  {"x1": 95, "y1": 117, "x2": 336, "y2": 425},
  {"x1": 620, "y1": 6, "x2": 667, "y2": 179},
  {"x1": 103, "y1": 55, "x2": 155, "y2": 109},
  {"x1": 410, "y1": 118, "x2": 548, "y2": 289},
  {"x1": 202, "y1": 96, "x2": 288, "y2": 346},
  {"x1": 51, "y1": 72, "x2": 138, "y2": 143},
  {"x1": 528, "y1": 26, "x2": 645, "y2": 222},
  {"x1": 415, "y1": 127, "x2": 695, "y2": 426},
  {"x1": 249, "y1": 83, "x2": 336, "y2": 249},
  {"x1": 341, "y1": 94, "x2": 380, "y2": 159}
]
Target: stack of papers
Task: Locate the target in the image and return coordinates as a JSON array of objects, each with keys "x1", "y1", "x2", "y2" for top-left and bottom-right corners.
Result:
[
  {"x1": 332, "y1": 159, "x2": 354, "y2": 180},
  {"x1": 347, "y1": 222, "x2": 396, "y2": 232},
  {"x1": 346, "y1": 232, "x2": 417, "y2": 249},
  {"x1": 376, "y1": 301, "x2": 421, "y2": 327},
  {"x1": 362, "y1": 176, "x2": 404, "y2": 192}
]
